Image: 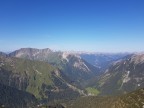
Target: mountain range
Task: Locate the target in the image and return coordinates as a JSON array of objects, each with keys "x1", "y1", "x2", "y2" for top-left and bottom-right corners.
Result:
[
  {"x1": 0, "y1": 48, "x2": 144, "y2": 108},
  {"x1": 9, "y1": 48, "x2": 100, "y2": 86},
  {"x1": 86, "y1": 53, "x2": 144, "y2": 96}
]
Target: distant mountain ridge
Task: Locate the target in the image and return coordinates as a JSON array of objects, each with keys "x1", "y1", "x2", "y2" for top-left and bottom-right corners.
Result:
[
  {"x1": 79, "y1": 53, "x2": 129, "y2": 71},
  {"x1": 9, "y1": 48, "x2": 53, "y2": 60}
]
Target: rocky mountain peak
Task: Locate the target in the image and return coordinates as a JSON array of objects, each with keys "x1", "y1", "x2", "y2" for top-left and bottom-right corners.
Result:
[{"x1": 9, "y1": 48, "x2": 53, "y2": 59}]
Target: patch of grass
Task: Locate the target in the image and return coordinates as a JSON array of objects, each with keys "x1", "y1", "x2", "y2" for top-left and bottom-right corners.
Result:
[
  {"x1": 86, "y1": 87, "x2": 100, "y2": 96},
  {"x1": 2, "y1": 57, "x2": 56, "y2": 99}
]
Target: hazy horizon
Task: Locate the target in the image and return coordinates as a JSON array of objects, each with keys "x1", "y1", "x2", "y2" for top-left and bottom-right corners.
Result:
[
  {"x1": 0, "y1": 0, "x2": 144, "y2": 52},
  {"x1": 1, "y1": 47, "x2": 143, "y2": 54}
]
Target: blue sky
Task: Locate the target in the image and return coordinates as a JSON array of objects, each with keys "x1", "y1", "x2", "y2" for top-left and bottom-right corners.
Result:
[{"x1": 0, "y1": 0, "x2": 144, "y2": 52}]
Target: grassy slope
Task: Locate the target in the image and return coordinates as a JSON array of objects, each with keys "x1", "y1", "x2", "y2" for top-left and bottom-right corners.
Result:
[
  {"x1": 1, "y1": 56, "x2": 55, "y2": 99},
  {"x1": 1, "y1": 57, "x2": 55, "y2": 97},
  {"x1": 0, "y1": 56, "x2": 82, "y2": 102}
]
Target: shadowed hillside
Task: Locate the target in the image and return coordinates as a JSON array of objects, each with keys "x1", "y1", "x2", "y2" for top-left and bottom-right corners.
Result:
[{"x1": 0, "y1": 83, "x2": 37, "y2": 108}]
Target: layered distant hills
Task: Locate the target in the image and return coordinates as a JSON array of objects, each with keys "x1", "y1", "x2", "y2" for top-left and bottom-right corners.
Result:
[
  {"x1": 0, "y1": 48, "x2": 144, "y2": 108},
  {"x1": 80, "y1": 53, "x2": 128, "y2": 71}
]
